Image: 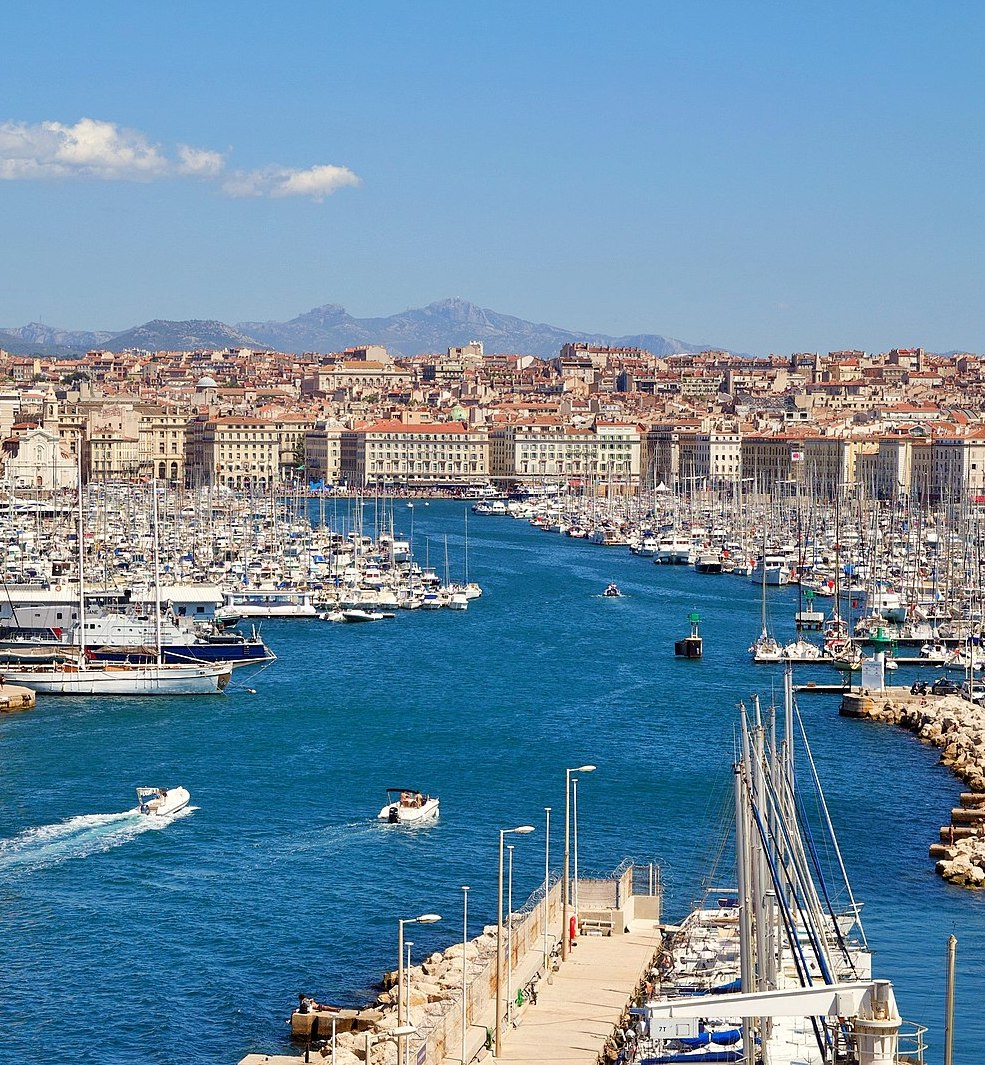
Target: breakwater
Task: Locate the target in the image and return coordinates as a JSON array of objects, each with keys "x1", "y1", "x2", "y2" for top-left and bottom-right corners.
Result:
[{"x1": 841, "y1": 687, "x2": 985, "y2": 887}]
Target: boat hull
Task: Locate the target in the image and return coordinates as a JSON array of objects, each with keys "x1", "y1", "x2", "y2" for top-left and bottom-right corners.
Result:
[
  {"x1": 377, "y1": 798, "x2": 440, "y2": 825},
  {"x1": 1, "y1": 663, "x2": 231, "y2": 695}
]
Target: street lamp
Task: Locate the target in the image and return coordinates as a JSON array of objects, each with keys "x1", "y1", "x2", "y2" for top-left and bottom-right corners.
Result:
[
  {"x1": 543, "y1": 807, "x2": 551, "y2": 972},
  {"x1": 573, "y1": 778, "x2": 580, "y2": 919},
  {"x1": 496, "y1": 825, "x2": 535, "y2": 1056},
  {"x1": 461, "y1": 885, "x2": 470, "y2": 1065},
  {"x1": 562, "y1": 765, "x2": 596, "y2": 961},
  {"x1": 506, "y1": 844, "x2": 515, "y2": 1027},
  {"x1": 398, "y1": 914, "x2": 442, "y2": 1065}
]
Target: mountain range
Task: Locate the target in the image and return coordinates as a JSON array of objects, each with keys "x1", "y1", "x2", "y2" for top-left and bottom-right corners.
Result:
[{"x1": 0, "y1": 297, "x2": 712, "y2": 359}]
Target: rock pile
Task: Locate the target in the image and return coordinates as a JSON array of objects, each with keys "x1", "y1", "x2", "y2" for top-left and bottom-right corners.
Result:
[
  {"x1": 301, "y1": 927, "x2": 498, "y2": 1064},
  {"x1": 846, "y1": 690, "x2": 985, "y2": 888}
]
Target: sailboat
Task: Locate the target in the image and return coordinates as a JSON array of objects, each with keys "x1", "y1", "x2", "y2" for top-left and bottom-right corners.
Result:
[
  {"x1": 641, "y1": 673, "x2": 926, "y2": 1065},
  {"x1": 749, "y1": 530, "x2": 784, "y2": 663},
  {"x1": 3, "y1": 478, "x2": 231, "y2": 696}
]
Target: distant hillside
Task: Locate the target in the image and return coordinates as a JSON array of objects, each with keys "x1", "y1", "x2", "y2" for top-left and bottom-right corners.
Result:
[
  {"x1": 102, "y1": 319, "x2": 265, "y2": 353},
  {"x1": 1, "y1": 299, "x2": 717, "y2": 358},
  {"x1": 239, "y1": 297, "x2": 706, "y2": 358},
  {"x1": 0, "y1": 322, "x2": 113, "y2": 358}
]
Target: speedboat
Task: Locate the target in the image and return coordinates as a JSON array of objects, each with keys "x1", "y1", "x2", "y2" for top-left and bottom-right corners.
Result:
[
  {"x1": 603, "y1": 583, "x2": 623, "y2": 598},
  {"x1": 377, "y1": 788, "x2": 440, "y2": 826},
  {"x1": 134, "y1": 786, "x2": 190, "y2": 817}
]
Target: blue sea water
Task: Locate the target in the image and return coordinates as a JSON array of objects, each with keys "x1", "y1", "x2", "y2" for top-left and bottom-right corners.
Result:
[{"x1": 0, "y1": 499, "x2": 982, "y2": 1064}]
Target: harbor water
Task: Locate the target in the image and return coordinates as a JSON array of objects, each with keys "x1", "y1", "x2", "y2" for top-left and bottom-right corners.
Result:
[{"x1": 1, "y1": 500, "x2": 982, "y2": 1064}]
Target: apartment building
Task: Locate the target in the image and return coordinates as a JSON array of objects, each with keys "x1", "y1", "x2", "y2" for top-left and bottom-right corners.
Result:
[
  {"x1": 341, "y1": 420, "x2": 489, "y2": 487},
  {"x1": 489, "y1": 420, "x2": 641, "y2": 488},
  {"x1": 303, "y1": 422, "x2": 344, "y2": 486},
  {"x1": 186, "y1": 416, "x2": 281, "y2": 489}
]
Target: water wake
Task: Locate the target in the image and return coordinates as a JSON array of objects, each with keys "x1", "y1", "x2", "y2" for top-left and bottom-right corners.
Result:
[{"x1": 0, "y1": 806, "x2": 195, "y2": 874}]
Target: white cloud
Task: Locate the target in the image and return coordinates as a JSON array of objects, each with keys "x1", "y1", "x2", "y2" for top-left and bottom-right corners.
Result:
[
  {"x1": 222, "y1": 163, "x2": 360, "y2": 202},
  {"x1": 0, "y1": 118, "x2": 168, "y2": 180},
  {"x1": 176, "y1": 144, "x2": 226, "y2": 177},
  {"x1": 0, "y1": 117, "x2": 360, "y2": 203}
]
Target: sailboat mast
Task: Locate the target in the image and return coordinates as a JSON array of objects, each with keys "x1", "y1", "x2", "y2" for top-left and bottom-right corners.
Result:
[
  {"x1": 76, "y1": 437, "x2": 86, "y2": 658},
  {"x1": 153, "y1": 481, "x2": 163, "y2": 666}
]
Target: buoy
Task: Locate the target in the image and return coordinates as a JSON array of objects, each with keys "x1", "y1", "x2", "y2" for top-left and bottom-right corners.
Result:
[{"x1": 674, "y1": 612, "x2": 703, "y2": 658}]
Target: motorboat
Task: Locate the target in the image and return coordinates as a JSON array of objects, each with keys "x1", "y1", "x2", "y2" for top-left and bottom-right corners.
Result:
[
  {"x1": 134, "y1": 786, "x2": 190, "y2": 817},
  {"x1": 342, "y1": 608, "x2": 388, "y2": 622},
  {"x1": 603, "y1": 583, "x2": 623, "y2": 598},
  {"x1": 377, "y1": 788, "x2": 439, "y2": 826}
]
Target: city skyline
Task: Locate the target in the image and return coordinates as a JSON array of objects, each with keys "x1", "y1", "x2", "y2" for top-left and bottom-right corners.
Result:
[{"x1": 1, "y1": 0, "x2": 982, "y2": 356}]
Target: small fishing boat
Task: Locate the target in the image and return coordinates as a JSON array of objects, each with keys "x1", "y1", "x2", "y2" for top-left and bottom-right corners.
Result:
[
  {"x1": 134, "y1": 786, "x2": 190, "y2": 817},
  {"x1": 377, "y1": 788, "x2": 439, "y2": 825},
  {"x1": 603, "y1": 583, "x2": 623, "y2": 598}
]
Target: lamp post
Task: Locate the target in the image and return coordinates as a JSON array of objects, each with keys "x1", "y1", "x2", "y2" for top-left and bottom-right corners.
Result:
[
  {"x1": 573, "y1": 778, "x2": 579, "y2": 919},
  {"x1": 543, "y1": 806, "x2": 551, "y2": 972},
  {"x1": 506, "y1": 844, "x2": 515, "y2": 1027},
  {"x1": 398, "y1": 914, "x2": 442, "y2": 1065},
  {"x1": 562, "y1": 765, "x2": 596, "y2": 961},
  {"x1": 496, "y1": 824, "x2": 535, "y2": 1056},
  {"x1": 461, "y1": 885, "x2": 470, "y2": 1065}
]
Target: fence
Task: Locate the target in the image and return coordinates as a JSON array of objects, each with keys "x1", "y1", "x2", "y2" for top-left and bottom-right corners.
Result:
[
  {"x1": 412, "y1": 876, "x2": 563, "y2": 1065},
  {"x1": 412, "y1": 860, "x2": 661, "y2": 1065}
]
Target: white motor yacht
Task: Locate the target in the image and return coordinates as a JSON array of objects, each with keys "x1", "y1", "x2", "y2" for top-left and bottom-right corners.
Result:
[
  {"x1": 134, "y1": 786, "x2": 190, "y2": 817},
  {"x1": 377, "y1": 788, "x2": 439, "y2": 826}
]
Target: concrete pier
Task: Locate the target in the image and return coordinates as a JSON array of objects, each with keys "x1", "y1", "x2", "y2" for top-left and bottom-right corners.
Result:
[
  {"x1": 0, "y1": 682, "x2": 36, "y2": 711},
  {"x1": 489, "y1": 919, "x2": 662, "y2": 1065}
]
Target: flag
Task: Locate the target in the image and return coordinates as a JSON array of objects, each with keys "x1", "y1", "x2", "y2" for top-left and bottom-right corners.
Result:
[{"x1": 790, "y1": 450, "x2": 804, "y2": 462}]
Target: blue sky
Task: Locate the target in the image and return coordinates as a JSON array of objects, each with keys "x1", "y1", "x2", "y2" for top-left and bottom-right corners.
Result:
[{"x1": 1, "y1": 0, "x2": 982, "y2": 355}]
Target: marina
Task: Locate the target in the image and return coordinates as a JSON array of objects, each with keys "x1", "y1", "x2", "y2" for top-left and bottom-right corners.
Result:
[{"x1": 0, "y1": 499, "x2": 983, "y2": 1064}]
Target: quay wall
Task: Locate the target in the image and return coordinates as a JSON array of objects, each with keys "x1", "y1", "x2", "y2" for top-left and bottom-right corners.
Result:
[{"x1": 840, "y1": 686, "x2": 985, "y2": 887}]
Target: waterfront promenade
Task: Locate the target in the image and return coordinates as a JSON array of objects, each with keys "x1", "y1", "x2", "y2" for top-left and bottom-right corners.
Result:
[
  {"x1": 239, "y1": 918, "x2": 662, "y2": 1065},
  {"x1": 489, "y1": 920, "x2": 662, "y2": 1065}
]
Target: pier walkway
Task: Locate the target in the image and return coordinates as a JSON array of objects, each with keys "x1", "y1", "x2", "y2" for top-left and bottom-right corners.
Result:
[{"x1": 475, "y1": 919, "x2": 663, "y2": 1065}]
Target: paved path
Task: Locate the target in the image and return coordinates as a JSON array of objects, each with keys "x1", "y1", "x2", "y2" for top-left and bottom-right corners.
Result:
[{"x1": 492, "y1": 920, "x2": 662, "y2": 1065}]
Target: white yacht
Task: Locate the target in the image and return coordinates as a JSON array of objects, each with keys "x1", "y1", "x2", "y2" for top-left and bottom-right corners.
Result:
[
  {"x1": 750, "y1": 554, "x2": 791, "y2": 586},
  {"x1": 377, "y1": 788, "x2": 440, "y2": 826}
]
